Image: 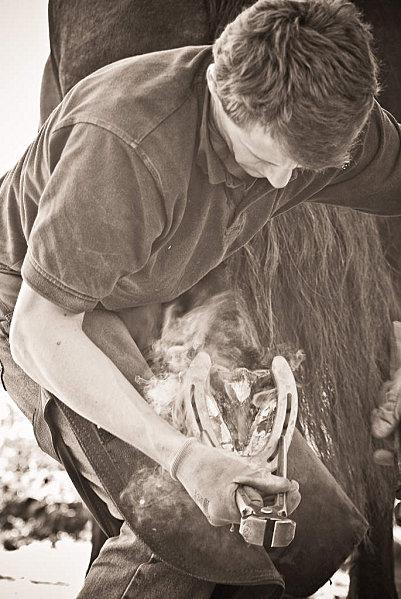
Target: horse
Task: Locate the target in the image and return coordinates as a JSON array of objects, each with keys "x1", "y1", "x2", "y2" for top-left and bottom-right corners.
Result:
[{"x1": 39, "y1": 1, "x2": 401, "y2": 597}]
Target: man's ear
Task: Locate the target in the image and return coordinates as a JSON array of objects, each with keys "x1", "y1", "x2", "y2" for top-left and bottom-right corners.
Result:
[{"x1": 206, "y1": 63, "x2": 217, "y2": 96}]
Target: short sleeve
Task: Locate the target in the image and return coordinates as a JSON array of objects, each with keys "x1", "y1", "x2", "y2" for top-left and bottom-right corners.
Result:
[
  {"x1": 21, "y1": 122, "x2": 164, "y2": 312},
  {"x1": 308, "y1": 101, "x2": 401, "y2": 216}
]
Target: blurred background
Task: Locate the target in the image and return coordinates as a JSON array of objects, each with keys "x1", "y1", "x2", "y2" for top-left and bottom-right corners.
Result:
[
  {"x1": 0, "y1": 2, "x2": 92, "y2": 597},
  {"x1": 1, "y1": 0, "x2": 49, "y2": 172}
]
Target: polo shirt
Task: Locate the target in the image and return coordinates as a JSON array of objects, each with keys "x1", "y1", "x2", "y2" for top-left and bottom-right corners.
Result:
[{"x1": 1, "y1": 45, "x2": 401, "y2": 314}]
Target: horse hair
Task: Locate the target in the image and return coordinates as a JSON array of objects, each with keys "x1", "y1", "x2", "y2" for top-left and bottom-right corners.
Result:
[{"x1": 226, "y1": 202, "x2": 400, "y2": 517}]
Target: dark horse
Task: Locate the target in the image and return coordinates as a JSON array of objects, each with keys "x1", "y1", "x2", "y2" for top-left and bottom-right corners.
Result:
[{"x1": 40, "y1": 1, "x2": 401, "y2": 597}]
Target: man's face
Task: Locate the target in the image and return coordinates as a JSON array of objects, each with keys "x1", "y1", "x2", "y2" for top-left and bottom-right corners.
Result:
[
  {"x1": 207, "y1": 64, "x2": 298, "y2": 189},
  {"x1": 221, "y1": 115, "x2": 298, "y2": 188}
]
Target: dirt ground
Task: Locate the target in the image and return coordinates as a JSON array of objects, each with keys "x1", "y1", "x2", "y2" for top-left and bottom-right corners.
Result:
[{"x1": 0, "y1": 539, "x2": 91, "y2": 598}]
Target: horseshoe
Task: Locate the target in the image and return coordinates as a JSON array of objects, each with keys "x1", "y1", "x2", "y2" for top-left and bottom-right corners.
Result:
[
  {"x1": 183, "y1": 352, "x2": 298, "y2": 473},
  {"x1": 262, "y1": 356, "x2": 298, "y2": 472}
]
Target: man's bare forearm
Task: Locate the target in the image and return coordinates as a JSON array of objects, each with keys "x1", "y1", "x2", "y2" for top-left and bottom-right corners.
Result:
[{"x1": 9, "y1": 283, "x2": 187, "y2": 471}]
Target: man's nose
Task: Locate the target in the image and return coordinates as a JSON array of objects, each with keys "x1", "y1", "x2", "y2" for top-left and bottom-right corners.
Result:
[{"x1": 265, "y1": 166, "x2": 293, "y2": 189}]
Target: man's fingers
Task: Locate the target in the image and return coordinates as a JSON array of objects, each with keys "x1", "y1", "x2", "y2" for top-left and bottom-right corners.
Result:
[
  {"x1": 371, "y1": 406, "x2": 399, "y2": 438},
  {"x1": 238, "y1": 480, "x2": 301, "y2": 516},
  {"x1": 286, "y1": 487, "x2": 301, "y2": 515},
  {"x1": 372, "y1": 372, "x2": 401, "y2": 441},
  {"x1": 240, "y1": 485, "x2": 264, "y2": 509},
  {"x1": 235, "y1": 473, "x2": 296, "y2": 496},
  {"x1": 373, "y1": 448, "x2": 395, "y2": 466}
]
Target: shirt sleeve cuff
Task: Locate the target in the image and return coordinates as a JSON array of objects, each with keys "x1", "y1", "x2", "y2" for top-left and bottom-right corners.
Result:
[{"x1": 21, "y1": 251, "x2": 98, "y2": 313}]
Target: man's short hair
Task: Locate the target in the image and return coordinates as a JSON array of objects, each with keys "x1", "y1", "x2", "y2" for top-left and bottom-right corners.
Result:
[{"x1": 212, "y1": 0, "x2": 379, "y2": 170}]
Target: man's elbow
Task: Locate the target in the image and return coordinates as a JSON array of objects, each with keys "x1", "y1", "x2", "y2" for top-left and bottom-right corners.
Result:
[
  {"x1": 9, "y1": 308, "x2": 64, "y2": 393},
  {"x1": 9, "y1": 281, "x2": 85, "y2": 388},
  {"x1": 9, "y1": 311, "x2": 38, "y2": 374}
]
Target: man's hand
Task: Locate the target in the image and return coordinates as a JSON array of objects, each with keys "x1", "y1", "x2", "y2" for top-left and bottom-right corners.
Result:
[
  {"x1": 171, "y1": 439, "x2": 301, "y2": 526},
  {"x1": 371, "y1": 367, "x2": 401, "y2": 466}
]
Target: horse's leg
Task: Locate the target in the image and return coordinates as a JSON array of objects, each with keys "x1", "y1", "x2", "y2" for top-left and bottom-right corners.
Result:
[
  {"x1": 348, "y1": 486, "x2": 398, "y2": 599},
  {"x1": 353, "y1": 0, "x2": 401, "y2": 122},
  {"x1": 350, "y1": 1, "x2": 401, "y2": 596},
  {"x1": 39, "y1": 55, "x2": 62, "y2": 126}
]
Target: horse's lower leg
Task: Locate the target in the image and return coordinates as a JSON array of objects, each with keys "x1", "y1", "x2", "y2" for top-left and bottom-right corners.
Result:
[{"x1": 348, "y1": 497, "x2": 397, "y2": 599}]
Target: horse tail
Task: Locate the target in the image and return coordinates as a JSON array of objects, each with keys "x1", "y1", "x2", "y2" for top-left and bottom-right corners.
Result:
[{"x1": 228, "y1": 202, "x2": 400, "y2": 516}]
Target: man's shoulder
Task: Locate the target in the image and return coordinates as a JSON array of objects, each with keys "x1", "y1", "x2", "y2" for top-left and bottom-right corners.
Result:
[{"x1": 50, "y1": 45, "x2": 212, "y2": 146}]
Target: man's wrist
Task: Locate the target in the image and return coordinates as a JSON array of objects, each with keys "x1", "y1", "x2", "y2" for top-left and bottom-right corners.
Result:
[{"x1": 169, "y1": 437, "x2": 197, "y2": 480}]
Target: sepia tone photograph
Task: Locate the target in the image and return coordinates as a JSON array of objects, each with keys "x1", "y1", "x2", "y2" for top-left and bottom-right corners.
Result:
[{"x1": 1, "y1": 1, "x2": 401, "y2": 597}]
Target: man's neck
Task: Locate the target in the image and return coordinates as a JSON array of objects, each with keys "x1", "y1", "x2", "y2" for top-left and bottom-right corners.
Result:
[
  {"x1": 209, "y1": 93, "x2": 233, "y2": 152},
  {"x1": 208, "y1": 92, "x2": 252, "y2": 182}
]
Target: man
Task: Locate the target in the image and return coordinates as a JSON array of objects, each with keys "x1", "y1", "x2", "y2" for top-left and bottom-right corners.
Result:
[{"x1": 1, "y1": 0, "x2": 401, "y2": 597}]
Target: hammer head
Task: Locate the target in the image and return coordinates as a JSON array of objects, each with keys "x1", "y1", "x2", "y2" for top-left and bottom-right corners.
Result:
[
  {"x1": 267, "y1": 515, "x2": 297, "y2": 548},
  {"x1": 239, "y1": 513, "x2": 296, "y2": 548}
]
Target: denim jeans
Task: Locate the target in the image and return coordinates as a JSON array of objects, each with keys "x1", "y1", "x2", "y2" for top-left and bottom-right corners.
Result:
[{"x1": 78, "y1": 521, "x2": 217, "y2": 599}]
